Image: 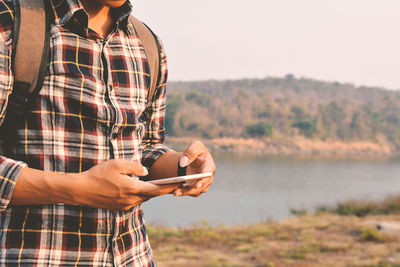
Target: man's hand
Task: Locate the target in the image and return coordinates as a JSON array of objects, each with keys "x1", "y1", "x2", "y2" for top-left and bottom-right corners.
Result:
[
  {"x1": 71, "y1": 159, "x2": 181, "y2": 210},
  {"x1": 173, "y1": 140, "x2": 216, "y2": 197},
  {"x1": 11, "y1": 159, "x2": 180, "y2": 211}
]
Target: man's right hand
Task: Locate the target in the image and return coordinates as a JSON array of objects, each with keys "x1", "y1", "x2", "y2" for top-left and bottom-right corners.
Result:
[
  {"x1": 72, "y1": 159, "x2": 180, "y2": 210},
  {"x1": 10, "y1": 159, "x2": 180, "y2": 211}
]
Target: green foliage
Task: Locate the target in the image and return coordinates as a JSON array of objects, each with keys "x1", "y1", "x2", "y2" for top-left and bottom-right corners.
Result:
[
  {"x1": 291, "y1": 105, "x2": 307, "y2": 120},
  {"x1": 165, "y1": 77, "x2": 400, "y2": 146},
  {"x1": 290, "y1": 208, "x2": 308, "y2": 216},
  {"x1": 335, "y1": 201, "x2": 377, "y2": 217},
  {"x1": 246, "y1": 122, "x2": 273, "y2": 137},
  {"x1": 288, "y1": 249, "x2": 307, "y2": 260},
  {"x1": 185, "y1": 90, "x2": 210, "y2": 106},
  {"x1": 292, "y1": 119, "x2": 318, "y2": 138},
  {"x1": 204, "y1": 256, "x2": 228, "y2": 267},
  {"x1": 189, "y1": 226, "x2": 222, "y2": 242},
  {"x1": 317, "y1": 194, "x2": 400, "y2": 216},
  {"x1": 165, "y1": 100, "x2": 180, "y2": 135},
  {"x1": 377, "y1": 262, "x2": 400, "y2": 267},
  {"x1": 380, "y1": 195, "x2": 400, "y2": 214},
  {"x1": 360, "y1": 227, "x2": 381, "y2": 242},
  {"x1": 285, "y1": 73, "x2": 295, "y2": 81},
  {"x1": 146, "y1": 225, "x2": 184, "y2": 241}
]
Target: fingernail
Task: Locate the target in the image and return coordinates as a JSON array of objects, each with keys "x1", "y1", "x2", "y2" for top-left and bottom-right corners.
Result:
[
  {"x1": 142, "y1": 166, "x2": 149, "y2": 175},
  {"x1": 179, "y1": 155, "x2": 189, "y2": 167},
  {"x1": 175, "y1": 190, "x2": 182, "y2": 196}
]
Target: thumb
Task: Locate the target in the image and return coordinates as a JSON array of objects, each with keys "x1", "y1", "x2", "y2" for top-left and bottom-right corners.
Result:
[
  {"x1": 117, "y1": 160, "x2": 149, "y2": 176},
  {"x1": 179, "y1": 140, "x2": 205, "y2": 167}
]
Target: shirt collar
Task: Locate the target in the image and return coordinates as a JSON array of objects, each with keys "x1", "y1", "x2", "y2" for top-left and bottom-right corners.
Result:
[{"x1": 49, "y1": 0, "x2": 133, "y2": 36}]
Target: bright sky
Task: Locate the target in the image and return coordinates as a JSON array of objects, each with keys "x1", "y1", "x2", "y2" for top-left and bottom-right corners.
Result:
[{"x1": 134, "y1": 0, "x2": 400, "y2": 90}]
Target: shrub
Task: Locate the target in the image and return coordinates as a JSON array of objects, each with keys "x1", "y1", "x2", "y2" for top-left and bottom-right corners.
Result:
[
  {"x1": 336, "y1": 201, "x2": 377, "y2": 217},
  {"x1": 292, "y1": 120, "x2": 318, "y2": 138},
  {"x1": 318, "y1": 194, "x2": 400, "y2": 217},
  {"x1": 360, "y1": 227, "x2": 381, "y2": 242},
  {"x1": 246, "y1": 122, "x2": 273, "y2": 137}
]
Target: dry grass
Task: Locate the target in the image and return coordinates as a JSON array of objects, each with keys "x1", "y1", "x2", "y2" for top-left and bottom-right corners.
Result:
[
  {"x1": 148, "y1": 214, "x2": 400, "y2": 267},
  {"x1": 165, "y1": 136, "x2": 395, "y2": 156}
]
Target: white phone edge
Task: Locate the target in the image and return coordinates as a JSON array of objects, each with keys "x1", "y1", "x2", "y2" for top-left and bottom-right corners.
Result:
[{"x1": 149, "y1": 172, "x2": 213, "y2": 185}]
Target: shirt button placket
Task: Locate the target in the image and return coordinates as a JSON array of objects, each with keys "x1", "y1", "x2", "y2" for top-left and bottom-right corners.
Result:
[
  {"x1": 102, "y1": 40, "x2": 119, "y2": 153},
  {"x1": 111, "y1": 130, "x2": 118, "y2": 140}
]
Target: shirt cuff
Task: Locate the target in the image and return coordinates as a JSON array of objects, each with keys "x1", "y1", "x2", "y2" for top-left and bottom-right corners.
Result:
[
  {"x1": 0, "y1": 157, "x2": 27, "y2": 212},
  {"x1": 141, "y1": 143, "x2": 171, "y2": 172}
]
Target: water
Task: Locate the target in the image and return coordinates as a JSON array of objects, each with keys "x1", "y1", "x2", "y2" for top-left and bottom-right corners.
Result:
[{"x1": 142, "y1": 153, "x2": 400, "y2": 227}]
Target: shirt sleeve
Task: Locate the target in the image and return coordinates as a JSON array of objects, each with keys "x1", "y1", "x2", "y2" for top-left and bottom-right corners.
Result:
[
  {"x1": 141, "y1": 38, "x2": 172, "y2": 170},
  {"x1": 0, "y1": 3, "x2": 27, "y2": 212}
]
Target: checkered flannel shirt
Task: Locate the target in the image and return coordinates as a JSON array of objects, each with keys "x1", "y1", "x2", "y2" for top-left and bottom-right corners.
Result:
[{"x1": 0, "y1": 0, "x2": 170, "y2": 265}]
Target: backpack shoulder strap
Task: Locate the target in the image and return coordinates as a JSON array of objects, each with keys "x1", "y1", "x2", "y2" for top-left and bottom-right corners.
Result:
[
  {"x1": 1, "y1": 0, "x2": 49, "y2": 156},
  {"x1": 129, "y1": 16, "x2": 161, "y2": 102},
  {"x1": 12, "y1": 0, "x2": 50, "y2": 96}
]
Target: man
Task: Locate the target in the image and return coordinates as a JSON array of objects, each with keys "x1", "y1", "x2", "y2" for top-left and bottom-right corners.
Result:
[{"x1": 0, "y1": 0, "x2": 215, "y2": 265}]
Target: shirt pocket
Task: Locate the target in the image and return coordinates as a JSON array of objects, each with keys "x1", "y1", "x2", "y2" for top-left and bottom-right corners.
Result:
[
  {"x1": 47, "y1": 29, "x2": 111, "y2": 125},
  {"x1": 48, "y1": 28, "x2": 104, "y2": 95}
]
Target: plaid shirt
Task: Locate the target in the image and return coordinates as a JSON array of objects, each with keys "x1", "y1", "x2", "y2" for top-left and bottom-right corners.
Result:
[{"x1": 0, "y1": 0, "x2": 170, "y2": 265}]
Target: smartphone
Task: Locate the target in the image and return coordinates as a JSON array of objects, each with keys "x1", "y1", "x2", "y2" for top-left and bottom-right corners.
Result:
[{"x1": 149, "y1": 172, "x2": 213, "y2": 185}]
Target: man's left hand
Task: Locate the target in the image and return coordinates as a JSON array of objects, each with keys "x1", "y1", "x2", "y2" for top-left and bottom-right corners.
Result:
[{"x1": 172, "y1": 140, "x2": 215, "y2": 197}]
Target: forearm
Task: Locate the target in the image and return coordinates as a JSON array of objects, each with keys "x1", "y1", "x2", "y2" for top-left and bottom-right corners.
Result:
[
  {"x1": 9, "y1": 160, "x2": 180, "y2": 211},
  {"x1": 148, "y1": 150, "x2": 181, "y2": 180},
  {"x1": 9, "y1": 167, "x2": 76, "y2": 206}
]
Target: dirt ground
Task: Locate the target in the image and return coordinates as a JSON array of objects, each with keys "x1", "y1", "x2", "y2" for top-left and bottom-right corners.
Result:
[{"x1": 147, "y1": 214, "x2": 400, "y2": 267}]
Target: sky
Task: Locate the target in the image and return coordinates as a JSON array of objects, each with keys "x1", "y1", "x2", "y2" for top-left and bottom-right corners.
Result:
[{"x1": 134, "y1": 0, "x2": 400, "y2": 90}]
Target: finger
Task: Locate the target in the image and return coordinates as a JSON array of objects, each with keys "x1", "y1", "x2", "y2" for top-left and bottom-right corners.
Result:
[
  {"x1": 174, "y1": 187, "x2": 202, "y2": 197},
  {"x1": 192, "y1": 177, "x2": 212, "y2": 190},
  {"x1": 183, "y1": 174, "x2": 213, "y2": 190},
  {"x1": 173, "y1": 185, "x2": 203, "y2": 197},
  {"x1": 112, "y1": 160, "x2": 148, "y2": 176},
  {"x1": 136, "y1": 180, "x2": 181, "y2": 196},
  {"x1": 189, "y1": 180, "x2": 212, "y2": 193},
  {"x1": 174, "y1": 176, "x2": 213, "y2": 196},
  {"x1": 179, "y1": 140, "x2": 206, "y2": 167},
  {"x1": 186, "y1": 153, "x2": 216, "y2": 176}
]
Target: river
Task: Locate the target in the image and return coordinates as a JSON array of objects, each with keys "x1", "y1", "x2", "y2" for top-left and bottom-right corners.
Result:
[{"x1": 142, "y1": 152, "x2": 400, "y2": 227}]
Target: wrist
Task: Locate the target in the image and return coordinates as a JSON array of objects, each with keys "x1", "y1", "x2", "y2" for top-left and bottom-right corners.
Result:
[
  {"x1": 11, "y1": 167, "x2": 77, "y2": 206},
  {"x1": 148, "y1": 150, "x2": 182, "y2": 180},
  {"x1": 41, "y1": 170, "x2": 82, "y2": 206},
  {"x1": 60, "y1": 172, "x2": 85, "y2": 206}
]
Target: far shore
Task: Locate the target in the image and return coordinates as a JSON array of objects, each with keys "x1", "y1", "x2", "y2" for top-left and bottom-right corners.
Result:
[{"x1": 166, "y1": 136, "x2": 398, "y2": 157}]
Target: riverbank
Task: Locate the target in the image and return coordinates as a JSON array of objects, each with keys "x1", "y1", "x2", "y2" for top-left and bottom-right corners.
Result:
[
  {"x1": 148, "y1": 213, "x2": 400, "y2": 266},
  {"x1": 166, "y1": 136, "x2": 397, "y2": 157}
]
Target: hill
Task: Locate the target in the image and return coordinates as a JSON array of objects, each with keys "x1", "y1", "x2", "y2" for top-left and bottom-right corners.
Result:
[{"x1": 165, "y1": 76, "x2": 400, "y2": 154}]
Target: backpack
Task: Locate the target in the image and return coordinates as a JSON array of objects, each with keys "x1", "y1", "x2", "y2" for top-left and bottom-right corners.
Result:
[{"x1": 1, "y1": 0, "x2": 161, "y2": 156}]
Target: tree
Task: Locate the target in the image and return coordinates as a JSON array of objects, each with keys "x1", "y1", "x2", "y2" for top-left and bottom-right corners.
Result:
[
  {"x1": 285, "y1": 73, "x2": 295, "y2": 81},
  {"x1": 165, "y1": 100, "x2": 180, "y2": 135},
  {"x1": 292, "y1": 119, "x2": 318, "y2": 138},
  {"x1": 246, "y1": 122, "x2": 273, "y2": 137}
]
